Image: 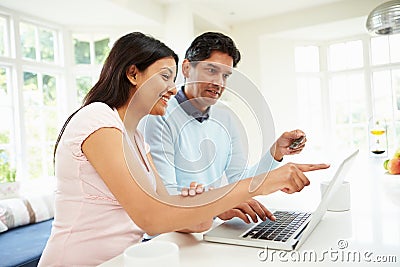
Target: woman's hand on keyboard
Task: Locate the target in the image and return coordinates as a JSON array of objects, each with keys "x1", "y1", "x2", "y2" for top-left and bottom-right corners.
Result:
[{"x1": 217, "y1": 198, "x2": 276, "y2": 223}]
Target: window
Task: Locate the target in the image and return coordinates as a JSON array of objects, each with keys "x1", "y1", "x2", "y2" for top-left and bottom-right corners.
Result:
[
  {"x1": 329, "y1": 73, "x2": 367, "y2": 149},
  {"x1": 23, "y1": 71, "x2": 58, "y2": 178},
  {"x1": 72, "y1": 34, "x2": 111, "y2": 106},
  {"x1": 370, "y1": 34, "x2": 400, "y2": 150},
  {"x1": 327, "y1": 40, "x2": 367, "y2": 150},
  {"x1": 94, "y1": 38, "x2": 110, "y2": 64},
  {"x1": 295, "y1": 34, "x2": 400, "y2": 152},
  {"x1": 372, "y1": 70, "x2": 393, "y2": 117},
  {"x1": 0, "y1": 16, "x2": 9, "y2": 57},
  {"x1": 295, "y1": 45, "x2": 324, "y2": 149},
  {"x1": 76, "y1": 76, "x2": 92, "y2": 104},
  {"x1": 73, "y1": 34, "x2": 110, "y2": 65},
  {"x1": 371, "y1": 35, "x2": 400, "y2": 65},
  {"x1": 20, "y1": 22, "x2": 57, "y2": 63},
  {"x1": 0, "y1": 10, "x2": 115, "y2": 182},
  {"x1": 18, "y1": 21, "x2": 62, "y2": 180},
  {"x1": 328, "y1": 40, "x2": 363, "y2": 71},
  {"x1": 393, "y1": 70, "x2": 400, "y2": 112},
  {"x1": 296, "y1": 76, "x2": 323, "y2": 149},
  {"x1": 0, "y1": 66, "x2": 16, "y2": 180},
  {"x1": 74, "y1": 38, "x2": 91, "y2": 64},
  {"x1": 0, "y1": 15, "x2": 17, "y2": 180},
  {"x1": 0, "y1": 13, "x2": 64, "y2": 182}
]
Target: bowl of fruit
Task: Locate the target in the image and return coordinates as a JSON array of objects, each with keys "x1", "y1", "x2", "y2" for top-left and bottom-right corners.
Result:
[
  {"x1": 382, "y1": 150, "x2": 400, "y2": 206},
  {"x1": 383, "y1": 149, "x2": 400, "y2": 174}
]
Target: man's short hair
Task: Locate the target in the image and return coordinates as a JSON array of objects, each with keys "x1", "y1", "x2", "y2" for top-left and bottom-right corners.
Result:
[{"x1": 185, "y1": 32, "x2": 241, "y2": 67}]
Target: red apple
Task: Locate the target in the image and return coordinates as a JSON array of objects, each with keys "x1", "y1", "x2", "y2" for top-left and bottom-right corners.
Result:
[{"x1": 387, "y1": 158, "x2": 400, "y2": 174}]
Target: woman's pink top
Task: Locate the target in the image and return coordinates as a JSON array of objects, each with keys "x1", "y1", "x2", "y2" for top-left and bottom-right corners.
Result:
[{"x1": 39, "y1": 102, "x2": 155, "y2": 266}]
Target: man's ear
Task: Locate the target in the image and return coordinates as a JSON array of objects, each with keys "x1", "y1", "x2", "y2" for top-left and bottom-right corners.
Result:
[
  {"x1": 126, "y1": 65, "x2": 138, "y2": 86},
  {"x1": 182, "y1": 59, "x2": 191, "y2": 78}
]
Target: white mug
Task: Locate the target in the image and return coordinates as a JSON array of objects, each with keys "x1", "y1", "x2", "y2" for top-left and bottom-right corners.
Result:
[
  {"x1": 124, "y1": 240, "x2": 180, "y2": 267},
  {"x1": 320, "y1": 180, "x2": 351, "y2": 212}
]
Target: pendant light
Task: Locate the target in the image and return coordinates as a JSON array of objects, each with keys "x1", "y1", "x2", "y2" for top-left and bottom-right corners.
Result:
[{"x1": 366, "y1": 0, "x2": 400, "y2": 35}]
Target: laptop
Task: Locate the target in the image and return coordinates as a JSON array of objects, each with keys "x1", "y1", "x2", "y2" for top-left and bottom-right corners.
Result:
[{"x1": 203, "y1": 149, "x2": 359, "y2": 251}]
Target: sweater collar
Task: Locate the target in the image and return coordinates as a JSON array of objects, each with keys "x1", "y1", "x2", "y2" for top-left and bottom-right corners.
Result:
[{"x1": 175, "y1": 87, "x2": 210, "y2": 123}]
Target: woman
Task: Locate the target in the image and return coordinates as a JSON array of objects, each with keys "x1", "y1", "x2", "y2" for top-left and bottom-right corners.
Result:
[{"x1": 39, "y1": 32, "x2": 329, "y2": 266}]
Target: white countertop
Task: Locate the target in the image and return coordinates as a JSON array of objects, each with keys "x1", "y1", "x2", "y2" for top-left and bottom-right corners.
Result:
[{"x1": 100, "y1": 150, "x2": 400, "y2": 266}]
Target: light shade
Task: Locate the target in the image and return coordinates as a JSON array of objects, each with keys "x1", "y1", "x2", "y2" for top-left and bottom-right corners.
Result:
[{"x1": 366, "y1": 0, "x2": 400, "y2": 35}]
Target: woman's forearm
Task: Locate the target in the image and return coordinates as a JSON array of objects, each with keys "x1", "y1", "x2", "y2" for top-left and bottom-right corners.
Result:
[{"x1": 120, "y1": 173, "x2": 262, "y2": 235}]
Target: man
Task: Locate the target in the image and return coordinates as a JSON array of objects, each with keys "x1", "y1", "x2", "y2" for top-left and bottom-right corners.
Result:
[{"x1": 140, "y1": 32, "x2": 306, "y2": 224}]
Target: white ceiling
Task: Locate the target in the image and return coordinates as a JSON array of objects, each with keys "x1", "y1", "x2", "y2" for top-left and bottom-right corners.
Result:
[
  {"x1": 0, "y1": 0, "x2": 160, "y2": 27},
  {"x1": 0, "y1": 0, "x2": 388, "y2": 41},
  {"x1": 0, "y1": 0, "x2": 345, "y2": 27},
  {"x1": 156, "y1": 0, "x2": 344, "y2": 25}
]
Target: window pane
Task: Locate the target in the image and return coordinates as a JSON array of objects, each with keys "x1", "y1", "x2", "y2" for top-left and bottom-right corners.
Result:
[
  {"x1": 371, "y1": 36, "x2": 389, "y2": 65},
  {"x1": 331, "y1": 75, "x2": 350, "y2": 123},
  {"x1": 329, "y1": 41, "x2": 363, "y2": 71},
  {"x1": 372, "y1": 70, "x2": 392, "y2": 117},
  {"x1": 353, "y1": 126, "x2": 367, "y2": 148},
  {"x1": 296, "y1": 77, "x2": 323, "y2": 149},
  {"x1": 389, "y1": 33, "x2": 400, "y2": 63},
  {"x1": 330, "y1": 73, "x2": 367, "y2": 149},
  {"x1": 328, "y1": 43, "x2": 346, "y2": 71},
  {"x1": 0, "y1": 17, "x2": 7, "y2": 56},
  {"x1": 43, "y1": 74, "x2": 56, "y2": 106},
  {"x1": 74, "y1": 38, "x2": 90, "y2": 64},
  {"x1": 39, "y1": 28, "x2": 55, "y2": 62},
  {"x1": 393, "y1": 70, "x2": 400, "y2": 111},
  {"x1": 295, "y1": 46, "x2": 319, "y2": 72},
  {"x1": 348, "y1": 74, "x2": 366, "y2": 123},
  {"x1": 20, "y1": 23, "x2": 36, "y2": 60},
  {"x1": 0, "y1": 108, "x2": 11, "y2": 144},
  {"x1": 395, "y1": 121, "x2": 400, "y2": 145},
  {"x1": 46, "y1": 145, "x2": 54, "y2": 176},
  {"x1": 76, "y1": 76, "x2": 92, "y2": 104},
  {"x1": 0, "y1": 67, "x2": 11, "y2": 106},
  {"x1": 335, "y1": 125, "x2": 353, "y2": 148},
  {"x1": 0, "y1": 148, "x2": 16, "y2": 182},
  {"x1": 0, "y1": 64, "x2": 14, "y2": 179},
  {"x1": 27, "y1": 146, "x2": 42, "y2": 179},
  {"x1": 23, "y1": 71, "x2": 40, "y2": 106},
  {"x1": 347, "y1": 40, "x2": 363, "y2": 69},
  {"x1": 23, "y1": 91, "x2": 45, "y2": 178},
  {"x1": 94, "y1": 38, "x2": 110, "y2": 64},
  {"x1": 24, "y1": 107, "x2": 41, "y2": 144},
  {"x1": 45, "y1": 109, "x2": 57, "y2": 142},
  {"x1": 0, "y1": 67, "x2": 6, "y2": 94}
]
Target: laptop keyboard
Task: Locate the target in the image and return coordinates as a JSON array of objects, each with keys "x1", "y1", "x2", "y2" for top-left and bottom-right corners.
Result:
[{"x1": 242, "y1": 211, "x2": 311, "y2": 242}]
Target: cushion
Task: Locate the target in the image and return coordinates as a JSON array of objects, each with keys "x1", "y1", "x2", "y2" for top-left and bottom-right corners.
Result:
[
  {"x1": 0, "y1": 219, "x2": 7, "y2": 232},
  {"x1": 0, "y1": 193, "x2": 54, "y2": 233},
  {"x1": 0, "y1": 198, "x2": 30, "y2": 232}
]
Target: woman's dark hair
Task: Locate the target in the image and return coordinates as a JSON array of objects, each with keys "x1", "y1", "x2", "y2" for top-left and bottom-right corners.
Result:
[
  {"x1": 54, "y1": 32, "x2": 178, "y2": 161},
  {"x1": 184, "y1": 32, "x2": 241, "y2": 67}
]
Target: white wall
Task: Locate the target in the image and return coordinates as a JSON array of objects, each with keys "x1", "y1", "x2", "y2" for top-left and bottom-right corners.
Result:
[
  {"x1": 224, "y1": 33, "x2": 298, "y2": 143},
  {"x1": 258, "y1": 37, "x2": 298, "y2": 135}
]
